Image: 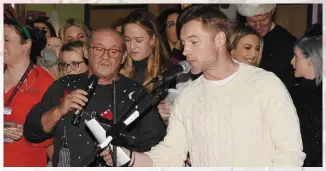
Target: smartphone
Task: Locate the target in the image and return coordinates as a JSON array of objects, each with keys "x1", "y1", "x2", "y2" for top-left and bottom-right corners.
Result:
[
  {"x1": 165, "y1": 89, "x2": 178, "y2": 104},
  {"x1": 4, "y1": 122, "x2": 17, "y2": 128}
]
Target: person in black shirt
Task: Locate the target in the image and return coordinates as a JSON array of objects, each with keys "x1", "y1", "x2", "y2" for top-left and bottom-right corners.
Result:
[
  {"x1": 156, "y1": 9, "x2": 185, "y2": 64},
  {"x1": 23, "y1": 28, "x2": 166, "y2": 167},
  {"x1": 120, "y1": 10, "x2": 178, "y2": 125},
  {"x1": 236, "y1": 4, "x2": 297, "y2": 95},
  {"x1": 290, "y1": 35, "x2": 322, "y2": 167}
]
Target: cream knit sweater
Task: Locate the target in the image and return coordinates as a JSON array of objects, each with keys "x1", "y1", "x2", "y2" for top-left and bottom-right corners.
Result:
[{"x1": 148, "y1": 63, "x2": 306, "y2": 167}]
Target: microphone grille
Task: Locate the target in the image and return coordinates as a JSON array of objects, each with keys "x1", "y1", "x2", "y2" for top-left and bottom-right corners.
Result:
[{"x1": 179, "y1": 61, "x2": 191, "y2": 74}]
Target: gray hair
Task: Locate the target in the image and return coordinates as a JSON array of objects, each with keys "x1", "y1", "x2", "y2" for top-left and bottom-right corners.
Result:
[{"x1": 294, "y1": 36, "x2": 322, "y2": 86}]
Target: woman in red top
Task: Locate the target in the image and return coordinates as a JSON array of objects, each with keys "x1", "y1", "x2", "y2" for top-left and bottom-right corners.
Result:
[{"x1": 4, "y1": 18, "x2": 55, "y2": 166}]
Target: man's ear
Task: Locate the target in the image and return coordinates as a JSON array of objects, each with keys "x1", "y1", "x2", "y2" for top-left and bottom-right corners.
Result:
[
  {"x1": 214, "y1": 31, "x2": 227, "y2": 49},
  {"x1": 121, "y1": 51, "x2": 128, "y2": 64}
]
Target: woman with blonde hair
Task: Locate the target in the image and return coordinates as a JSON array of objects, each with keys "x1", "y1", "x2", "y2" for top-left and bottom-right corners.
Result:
[
  {"x1": 121, "y1": 9, "x2": 172, "y2": 93},
  {"x1": 121, "y1": 9, "x2": 176, "y2": 126},
  {"x1": 229, "y1": 25, "x2": 263, "y2": 66},
  {"x1": 59, "y1": 18, "x2": 91, "y2": 44}
]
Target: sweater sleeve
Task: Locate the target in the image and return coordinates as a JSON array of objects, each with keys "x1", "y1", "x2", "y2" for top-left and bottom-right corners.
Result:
[
  {"x1": 23, "y1": 80, "x2": 64, "y2": 143},
  {"x1": 259, "y1": 73, "x2": 306, "y2": 166},
  {"x1": 146, "y1": 94, "x2": 188, "y2": 166}
]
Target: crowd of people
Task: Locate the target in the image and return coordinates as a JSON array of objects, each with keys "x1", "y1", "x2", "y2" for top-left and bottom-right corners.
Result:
[{"x1": 3, "y1": 4, "x2": 322, "y2": 167}]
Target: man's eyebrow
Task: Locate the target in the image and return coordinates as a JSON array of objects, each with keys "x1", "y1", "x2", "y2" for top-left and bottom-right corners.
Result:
[{"x1": 182, "y1": 35, "x2": 198, "y2": 40}]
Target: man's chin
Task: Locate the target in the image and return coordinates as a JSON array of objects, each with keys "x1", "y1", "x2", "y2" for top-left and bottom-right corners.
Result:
[{"x1": 191, "y1": 69, "x2": 201, "y2": 75}]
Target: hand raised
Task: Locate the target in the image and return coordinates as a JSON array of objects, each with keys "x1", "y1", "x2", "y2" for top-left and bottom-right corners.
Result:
[{"x1": 57, "y1": 89, "x2": 88, "y2": 116}]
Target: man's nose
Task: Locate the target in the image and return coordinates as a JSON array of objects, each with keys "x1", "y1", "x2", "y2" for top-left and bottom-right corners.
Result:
[{"x1": 255, "y1": 22, "x2": 261, "y2": 31}]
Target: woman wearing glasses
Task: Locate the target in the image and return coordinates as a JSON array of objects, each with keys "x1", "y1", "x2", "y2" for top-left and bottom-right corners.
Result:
[
  {"x1": 58, "y1": 41, "x2": 89, "y2": 76},
  {"x1": 4, "y1": 18, "x2": 55, "y2": 166}
]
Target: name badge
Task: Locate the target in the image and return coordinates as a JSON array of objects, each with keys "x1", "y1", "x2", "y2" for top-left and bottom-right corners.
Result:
[{"x1": 4, "y1": 107, "x2": 12, "y2": 115}]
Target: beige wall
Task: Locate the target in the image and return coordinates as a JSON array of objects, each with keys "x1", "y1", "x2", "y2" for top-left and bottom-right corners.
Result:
[
  {"x1": 274, "y1": 4, "x2": 308, "y2": 38},
  {"x1": 25, "y1": 4, "x2": 84, "y2": 22},
  {"x1": 89, "y1": 4, "x2": 179, "y2": 30}
]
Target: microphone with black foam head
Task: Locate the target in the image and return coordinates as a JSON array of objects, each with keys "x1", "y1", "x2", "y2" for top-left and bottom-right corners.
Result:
[
  {"x1": 137, "y1": 61, "x2": 191, "y2": 95},
  {"x1": 154, "y1": 60, "x2": 191, "y2": 86},
  {"x1": 71, "y1": 75, "x2": 99, "y2": 127}
]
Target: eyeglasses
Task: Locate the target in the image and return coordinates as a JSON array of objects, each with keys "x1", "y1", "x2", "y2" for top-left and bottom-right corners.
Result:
[
  {"x1": 58, "y1": 61, "x2": 85, "y2": 71},
  {"x1": 89, "y1": 47, "x2": 121, "y2": 59}
]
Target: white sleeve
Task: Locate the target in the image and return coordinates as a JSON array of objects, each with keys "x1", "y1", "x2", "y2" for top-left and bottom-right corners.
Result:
[
  {"x1": 146, "y1": 95, "x2": 188, "y2": 167},
  {"x1": 260, "y1": 74, "x2": 306, "y2": 166}
]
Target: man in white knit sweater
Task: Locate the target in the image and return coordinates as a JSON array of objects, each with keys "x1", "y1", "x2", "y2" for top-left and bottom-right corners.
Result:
[{"x1": 101, "y1": 5, "x2": 306, "y2": 167}]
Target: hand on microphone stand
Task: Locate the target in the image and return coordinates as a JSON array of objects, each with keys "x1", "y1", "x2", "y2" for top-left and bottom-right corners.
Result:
[
  {"x1": 157, "y1": 100, "x2": 172, "y2": 124},
  {"x1": 100, "y1": 147, "x2": 135, "y2": 167}
]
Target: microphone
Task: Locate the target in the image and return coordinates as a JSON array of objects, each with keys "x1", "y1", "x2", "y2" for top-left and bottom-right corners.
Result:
[
  {"x1": 128, "y1": 61, "x2": 190, "y2": 103},
  {"x1": 71, "y1": 75, "x2": 99, "y2": 126},
  {"x1": 150, "y1": 61, "x2": 191, "y2": 86}
]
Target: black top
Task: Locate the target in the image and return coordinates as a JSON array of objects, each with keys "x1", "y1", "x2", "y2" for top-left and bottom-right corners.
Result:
[
  {"x1": 260, "y1": 24, "x2": 297, "y2": 95},
  {"x1": 132, "y1": 57, "x2": 178, "y2": 94},
  {"x1": 133, "y1": 58, "x2": 149, "y2": 85},
  {"x1": 292, "y1": 79, "x2": 322, "y2": 167},
  {"x1": 171, "y1": 48, "x2": 186, "y2": 62},
  {"x1": 23, "y1": 72, "x2": 166, "y2": 167}
]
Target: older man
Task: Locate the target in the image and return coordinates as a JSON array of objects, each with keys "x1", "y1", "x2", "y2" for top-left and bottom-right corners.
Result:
[
  {"x1": 236, "y1": 4, "x2": 297, "y2": 95},
  {"x1": 23, "y1": 28, "x2": 166, "y2": 167}
]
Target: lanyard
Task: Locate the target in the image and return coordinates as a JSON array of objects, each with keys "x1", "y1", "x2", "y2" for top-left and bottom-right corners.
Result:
[{"x1": 4, "y1": 63, "x2": 34, "y2": 107}]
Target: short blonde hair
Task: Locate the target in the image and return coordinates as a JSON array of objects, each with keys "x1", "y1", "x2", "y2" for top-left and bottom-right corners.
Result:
[
  {"x1": 229, "y1": 25, "x2": 264, "y2": 66},
  {"x1": 59, "y1": 18, "x2": 91, "y2": 41}
]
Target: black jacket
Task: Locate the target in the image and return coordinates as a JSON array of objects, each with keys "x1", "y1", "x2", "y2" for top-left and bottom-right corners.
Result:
[
  {"x1": 260, "y1": 24, "x2": 297, "y2": 97},
  {"x1": 292, "y1": 78, "x2": 322, "y2": 167}
]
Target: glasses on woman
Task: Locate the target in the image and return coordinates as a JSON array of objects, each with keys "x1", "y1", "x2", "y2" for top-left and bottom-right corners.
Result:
[
  {"x1": 89, "y1": 47, "x2": 121, "y2": 59},
  {"x1": 58, "y1": 61, "x2": 85, "y2": 71}
]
